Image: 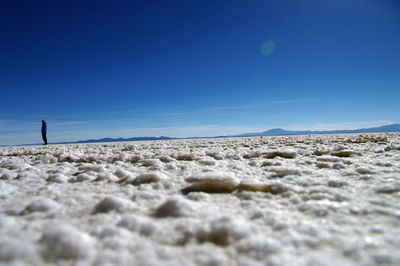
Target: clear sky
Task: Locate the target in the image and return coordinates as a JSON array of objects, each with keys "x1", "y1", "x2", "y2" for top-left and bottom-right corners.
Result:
[{"x1": 1, "y1": 0, "x2": 399, "y2": 145}]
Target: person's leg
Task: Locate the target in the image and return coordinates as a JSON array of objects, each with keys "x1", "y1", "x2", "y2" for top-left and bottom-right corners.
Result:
[{"x1": 42, "y1": 133, "x2": 48, "y2": 145}]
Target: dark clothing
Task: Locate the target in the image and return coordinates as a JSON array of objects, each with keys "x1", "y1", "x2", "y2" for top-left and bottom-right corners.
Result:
[
  {"x1": 41, "y1": 121, "x2": 47, "y2": 144},
  {"x1": 41, "y1": 123, "x2": 47, "y2": 134},
  {"x1": 42, "y1": 132, "x2": 47, "y2": 145}
]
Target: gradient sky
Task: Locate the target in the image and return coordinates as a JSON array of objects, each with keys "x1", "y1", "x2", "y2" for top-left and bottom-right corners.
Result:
[{"x1": 1, "y1": 0, "x2": 400, "y2": 145}]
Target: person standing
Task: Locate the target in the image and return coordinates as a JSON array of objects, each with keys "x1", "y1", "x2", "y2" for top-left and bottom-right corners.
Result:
[{"x1": 41, "y1": 120, "x2": 48, "y2": 145}]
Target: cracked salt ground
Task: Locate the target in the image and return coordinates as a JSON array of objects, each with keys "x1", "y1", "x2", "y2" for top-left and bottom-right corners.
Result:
[{"x1": 0, "y1": 133, "x2": 400, "y2": 265}]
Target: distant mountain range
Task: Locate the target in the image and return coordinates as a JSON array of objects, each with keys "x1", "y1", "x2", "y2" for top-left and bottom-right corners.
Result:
[
  {"x1": 234, "y1": 124, "x2": 400, "y2": 137},
  {"x1": 64, "y1": 124, "x2": 400, "y2": 144},
  {"x1": 61, "y1": 136, "x2": 174, "y2": 144}
]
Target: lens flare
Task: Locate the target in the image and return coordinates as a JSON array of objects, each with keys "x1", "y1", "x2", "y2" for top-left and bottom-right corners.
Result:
[{"x1": 260, "y1": 40, "x2": 276, "y2": 56}]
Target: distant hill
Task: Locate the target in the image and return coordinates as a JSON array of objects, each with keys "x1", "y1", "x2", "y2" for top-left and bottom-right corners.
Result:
[
  {"x1": 73, "y1": 136, "x2": 174, "y2": 143},
  {"x1": 51, "y1": 136, "x2": 174, "y2": 145},
  {"x1": 53, "y1": 124, "x2": 400, "y2": 145},
  {"x1": 234, "y1": 124, "x2": 400, "y2": 137}
]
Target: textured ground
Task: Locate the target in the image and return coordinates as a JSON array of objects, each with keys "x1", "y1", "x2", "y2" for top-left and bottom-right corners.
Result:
[{"x1": 1, "y1": 133, "x2": 400, "y2": 265}]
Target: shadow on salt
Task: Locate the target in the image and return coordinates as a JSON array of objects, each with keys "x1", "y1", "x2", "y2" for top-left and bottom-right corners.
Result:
[{"x1": 181, "y1": 172, "x2": 286, "y2": 195}]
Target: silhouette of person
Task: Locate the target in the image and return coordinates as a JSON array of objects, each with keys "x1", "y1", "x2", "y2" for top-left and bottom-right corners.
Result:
[{"x1": 41, "y1": 120, "x2": 48, "y2": 145}]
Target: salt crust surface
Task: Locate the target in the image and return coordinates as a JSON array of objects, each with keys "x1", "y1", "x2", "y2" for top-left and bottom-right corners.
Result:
[{"x1": 0, "y1": 133, "x2": 400, "y2": 265}]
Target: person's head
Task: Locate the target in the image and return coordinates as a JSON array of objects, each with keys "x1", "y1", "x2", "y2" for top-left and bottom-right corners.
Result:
[{"x1": 42, "y1": 120, "x2": 45, "y2": 124}]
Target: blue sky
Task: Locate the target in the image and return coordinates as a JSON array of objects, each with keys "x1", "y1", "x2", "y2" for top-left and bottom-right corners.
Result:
[{"x1": 1, "y1": 0, "x2": 399, "y2": 145}]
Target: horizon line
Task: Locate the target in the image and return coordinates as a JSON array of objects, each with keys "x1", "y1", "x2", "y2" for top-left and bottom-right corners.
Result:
[{"x1": 2, "y1": 122, "x2": 399, "y2": 147}]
